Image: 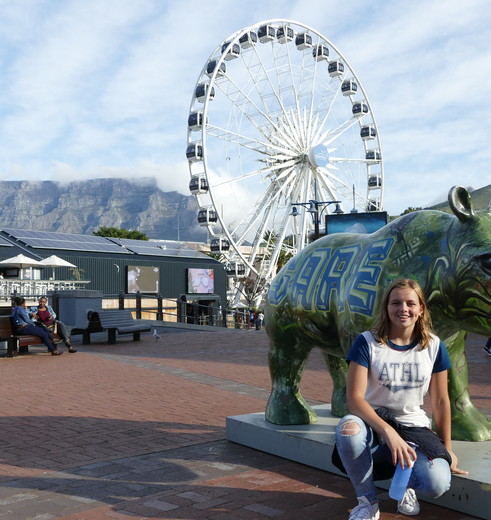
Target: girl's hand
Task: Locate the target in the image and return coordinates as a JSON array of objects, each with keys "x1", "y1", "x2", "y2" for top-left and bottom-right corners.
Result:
[
  {"x1": 449, "y1": 450, "x2": 469, "y2": 475},
  {"x1": 385, "y1": 430, "x2": 417, "y2": 468}
]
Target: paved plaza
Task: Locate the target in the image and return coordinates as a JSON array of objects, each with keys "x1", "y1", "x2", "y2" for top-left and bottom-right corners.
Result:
[{"x1": 1, "y1": 326, "x2": 489, "y2": 520}]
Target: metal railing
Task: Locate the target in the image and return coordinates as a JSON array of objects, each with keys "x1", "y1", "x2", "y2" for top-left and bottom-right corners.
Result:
[
  {"x1": 0, "y1": 279, "x2": 90, "y2": 297},
  {"x1": 101, "y1": 292, "x2": 232, "y2": 328},
  {"x1": 3, "y1": 290, "x2": 259, "y2": 331},
  {"x1": 101, "y1": 293, "x2": 260, "y2": 330}
]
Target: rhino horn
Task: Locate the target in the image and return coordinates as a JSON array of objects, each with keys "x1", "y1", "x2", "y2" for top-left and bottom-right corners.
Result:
[{"x1": 448, "y1": 185, "x2": 475, "y2": 221}]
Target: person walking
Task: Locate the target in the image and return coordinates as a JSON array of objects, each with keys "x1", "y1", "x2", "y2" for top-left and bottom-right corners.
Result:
[{"x1": 256, "y1": 312, "x2": 264, "y2": 330}]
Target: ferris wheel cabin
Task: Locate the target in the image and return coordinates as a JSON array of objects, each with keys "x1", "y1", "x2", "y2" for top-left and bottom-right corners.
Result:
[
  {"x1": 313, "y1": 44, "x2": 329, "y2": 61},
  {"x1": 189, "y1": 174, "x2": 209, "y2": 195},
  {"x1": 210, "y1": 236, "x2": 231, "y2": 252},
  {"x1": 221, "y1": 41, "x2": 241, "y2": 60},
  {"x1": 366, "y1": 200, "x2": 381, "y2": 212},
  {"x1": 195, "y1": 83, "x2": 215, "y2": 102},
  {"x1": 295, "y1": 32, "x2": 312, "y2": 50},
  {"x1": 360, "y1": 125, "x2": 377, "y2": 140},
  {"x1": 226, "y1": 261, "x2": 246, "y2": 277},
  {"x1": 197, "y1": 207, "x2": 218, "y2": 226},
  {"x1": 341, "y1": 79, "x2": 358, "y2": 96},
  {"x1": 206, "y1": 60, "x2": 226, "y2": 78},
  {"x1": 186, "y1": 142, "x2": 203, "y2": 162},
  {"x1": 258, "y1": 24, "x2": 276, "y2": 42},
  {"x1": 276, "y1": 26, "x2": 294, "y2": 43},
  {"x1": 239, "y1": 31, "x2": 258, "y2": 48},
  {"x1": 368, "y1": 174, "x2": 382, "y2": 188},
  {"x1": 188, "y1": 111, "x2": 207, "y2": 131},
  {"x1": 352, "y1": 101, "x2": 369, "y2": 117},
  {"x1": 328, "y1": 60, "x2": 345, "y2": 77},
  {"x1": 366, "y1": 149, "x2": 382, "y2": 161}
]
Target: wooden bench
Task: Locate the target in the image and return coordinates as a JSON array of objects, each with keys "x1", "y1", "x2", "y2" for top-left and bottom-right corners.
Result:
[
  {"x1": 71, "y1": 310, "x2": 151, "y2": 345},
  {"x1": 0, "y1": 315, "x2": 60, "y2": 357}
]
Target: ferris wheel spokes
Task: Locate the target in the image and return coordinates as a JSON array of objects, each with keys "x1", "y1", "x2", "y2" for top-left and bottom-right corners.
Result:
[{"x1": 205, "y1": 122, "x2": 295, "y2": 159}]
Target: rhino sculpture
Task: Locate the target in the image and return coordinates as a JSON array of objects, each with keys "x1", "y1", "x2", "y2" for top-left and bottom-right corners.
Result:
[{"x1": 265, "y1": 186, "x2": 491, "y2": 441}]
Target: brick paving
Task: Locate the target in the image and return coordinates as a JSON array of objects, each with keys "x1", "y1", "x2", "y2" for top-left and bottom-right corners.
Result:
[{"x1": 0, "y1": 327, "x2": 489, "y2": 520}]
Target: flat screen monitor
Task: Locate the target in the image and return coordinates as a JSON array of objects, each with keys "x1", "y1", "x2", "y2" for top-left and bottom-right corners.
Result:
[
  {"x1": 126, "y1": 265, "x2": 159, "y2": 293},
  {"x1": 187, "y1": 268, "x2": 215, "y2": 294},
  {"x1": 325, "y1": 211, "x2": 388, "y2": 235}
]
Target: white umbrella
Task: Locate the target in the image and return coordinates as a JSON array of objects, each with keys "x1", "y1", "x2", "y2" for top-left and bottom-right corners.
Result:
[
  {"x1": 39, "y1": 255, "x2": 76, "y2": 280},
  {"x1": 0, "y1": 253, "x2": 44, "y2": 279}
]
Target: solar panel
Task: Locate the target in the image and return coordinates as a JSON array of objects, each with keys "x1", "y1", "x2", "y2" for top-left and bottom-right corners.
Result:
[
  {"x1": 2, "y1": 228, "x2": 132, "y2": 254},
  {"x1": 0, "y1": 229, "x2": 210, "y2": 259},
  {"x1": 0, "y1": 235, "x2": 14, "y2": 247},
  {"x1": 109, "y1": 238, "x2": 210, "y2": 259}
]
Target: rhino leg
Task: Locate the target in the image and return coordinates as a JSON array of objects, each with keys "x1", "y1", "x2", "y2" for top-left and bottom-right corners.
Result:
[
  {"x1": 265, "y1": 338, "x2": 317, "y2": 425},
  {"x1": 321, "y1": 352, "x2": 349, "y2": 417},
  {"x1": 445, "y1": 330, "x2": 491, "y2": 441}
]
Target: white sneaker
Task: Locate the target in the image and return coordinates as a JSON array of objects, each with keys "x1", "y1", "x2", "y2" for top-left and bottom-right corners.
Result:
[
  {"x1": 349, "y1": 496, "x2": 380, "y2": 520},
  {"x1": 397, "y1": 488, "x2": 420, "y2": 516}
]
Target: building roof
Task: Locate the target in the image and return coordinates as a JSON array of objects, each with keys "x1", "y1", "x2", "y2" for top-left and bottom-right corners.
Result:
[{"x1": 0, "y1": 228, "x2": 213, "y2": 261}]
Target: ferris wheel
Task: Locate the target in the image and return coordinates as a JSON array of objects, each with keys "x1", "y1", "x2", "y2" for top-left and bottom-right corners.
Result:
[{"x1": 186, "y1": 19, "x2": 383, "y2": 305}]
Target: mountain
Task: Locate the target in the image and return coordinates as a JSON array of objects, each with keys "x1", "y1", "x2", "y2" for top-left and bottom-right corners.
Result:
[
  {"x1": 0, "y1": 178, "x2": 207, "y2": 241},
  {"x1": 1, "y1": 178, "x2": 488, "y2": 242}
]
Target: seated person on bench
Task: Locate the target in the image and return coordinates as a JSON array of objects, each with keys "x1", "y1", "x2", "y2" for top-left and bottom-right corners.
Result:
[
  {"x1": 29, "y1": 296, "x2": 76, "y2": 353},
  {"x1": 12, "y1": 297, "x2": 62, "y2": 356}
]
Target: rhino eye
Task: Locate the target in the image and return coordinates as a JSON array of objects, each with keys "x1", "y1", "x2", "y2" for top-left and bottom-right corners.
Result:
[{"x1": 478, "y1": 254, "x2": 491, "y2": 274}]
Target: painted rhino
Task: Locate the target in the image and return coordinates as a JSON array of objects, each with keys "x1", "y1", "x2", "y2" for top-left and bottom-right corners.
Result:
[{"x1": 264, "y1": 186, "x2": 491, "y2": 441}]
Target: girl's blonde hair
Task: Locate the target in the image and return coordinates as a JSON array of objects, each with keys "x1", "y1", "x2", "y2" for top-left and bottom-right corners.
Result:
[{"x1": 372, "y1": 278, "x2": 433, "y2": 349}]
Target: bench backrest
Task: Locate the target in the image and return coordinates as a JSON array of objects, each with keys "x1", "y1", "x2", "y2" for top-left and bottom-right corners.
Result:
[{"x1": 90, "y1": 310, "x2": 135, "y2": 329}]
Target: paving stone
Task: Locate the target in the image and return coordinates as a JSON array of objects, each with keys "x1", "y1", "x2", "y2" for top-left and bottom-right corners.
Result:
[{"x1": 0, "y1": 329, "x2": 486, "y2": 519}]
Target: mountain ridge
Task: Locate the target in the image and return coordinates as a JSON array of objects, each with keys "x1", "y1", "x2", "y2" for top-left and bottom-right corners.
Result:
[
  {"x1": 0, "y1": 178, "x2": 206, "y2": 241},
  {"x1": 0, "y1": 179, "x2": 488, "y2": 241}
]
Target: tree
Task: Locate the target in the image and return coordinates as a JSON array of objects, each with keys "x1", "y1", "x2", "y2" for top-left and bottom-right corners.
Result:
[
  {"x1": 261, "y1": 229, "x2": 294, "y2": 272},
  {"x1": 401, "y1": 207, "x2": 423, "y2": 216},
  {"x1": 92, "y1": 227, "x2": 149, "y2": 240},
  {"x1": 240, "y1": 274, "x2": 268, "y2": 309},
  {"x1": 69, "y1": 266, "x2": 85, "y2": 281}
]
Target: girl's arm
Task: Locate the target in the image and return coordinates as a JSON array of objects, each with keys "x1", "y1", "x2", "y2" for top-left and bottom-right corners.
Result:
[
  {"x1": 429, "y1": 371, "x2": 468, "y2": 474},
  {"x1": 18, "y1": 307, "x2": 33, "y2": 325},
  {"x1": 347, "y1": 361, "x2": 417, "y2": 468}
]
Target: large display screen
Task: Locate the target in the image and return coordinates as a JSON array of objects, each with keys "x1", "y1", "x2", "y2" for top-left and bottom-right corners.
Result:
[
  {"x1": 187, "y1": 268, "x2": 215, "y2": 294},
  {"x1": 325, "y1": 212, "x2": 388, "y2": 235},
  {"x1": 126, "y1": 265, "x2": 159, "y2": 293}
]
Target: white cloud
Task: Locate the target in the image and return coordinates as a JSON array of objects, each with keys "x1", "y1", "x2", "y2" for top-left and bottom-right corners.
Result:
[{"x1": 0, "y1": 0, "x2": 489, "y2": 218}]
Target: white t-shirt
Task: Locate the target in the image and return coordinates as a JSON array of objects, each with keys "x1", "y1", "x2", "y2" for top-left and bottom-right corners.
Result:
[{"x1": 347, "y1": 331, "x2": 451, "y2": 428}]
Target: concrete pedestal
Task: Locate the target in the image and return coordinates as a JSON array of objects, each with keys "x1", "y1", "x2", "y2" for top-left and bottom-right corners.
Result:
[
  {"x1": 226, "y1": 404, "x2": 490, "y2": 519},
  {"x1": 49, "y1": 289, "x2": 102, "y2": 328}
]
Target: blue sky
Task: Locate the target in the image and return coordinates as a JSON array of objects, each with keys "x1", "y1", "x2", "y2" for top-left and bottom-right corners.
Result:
[{"x1": 0, "y1": 0, "x2": 490, "y2": 216}]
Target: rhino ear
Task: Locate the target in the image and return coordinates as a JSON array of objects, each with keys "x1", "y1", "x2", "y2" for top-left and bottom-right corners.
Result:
[{"x1": 448, "y1": 186, "x2": 475, "y2": 221}]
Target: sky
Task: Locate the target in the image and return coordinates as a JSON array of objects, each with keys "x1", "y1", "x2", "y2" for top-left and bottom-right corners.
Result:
[{"x1": 0, "y1": 0, "x2": 490, "y2": 216}]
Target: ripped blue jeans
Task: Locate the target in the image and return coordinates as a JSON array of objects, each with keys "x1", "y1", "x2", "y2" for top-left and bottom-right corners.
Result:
[{"x1": 335, "y1": 415, "x2": 451, "y2": 503}]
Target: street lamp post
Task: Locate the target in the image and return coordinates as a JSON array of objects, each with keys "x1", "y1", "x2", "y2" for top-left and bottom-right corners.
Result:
[{"x1": 290, "y1": 199, "x2": 343, "y2": 241}]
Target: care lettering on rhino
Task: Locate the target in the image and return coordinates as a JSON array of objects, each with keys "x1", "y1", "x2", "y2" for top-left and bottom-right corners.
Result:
[
  {"x1": 347, "y1": 238, "x2": 394, "y2": 316},
  {"x1": 270, "y1": 238, "x2": 394, "y2": 316},
  {"x1": 265, "y1": 186, "x2": 491, "y2": 442}
]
